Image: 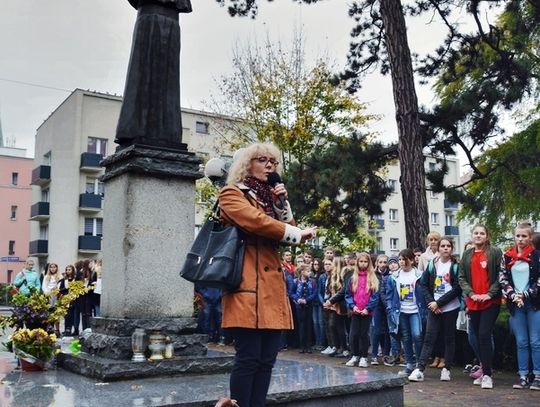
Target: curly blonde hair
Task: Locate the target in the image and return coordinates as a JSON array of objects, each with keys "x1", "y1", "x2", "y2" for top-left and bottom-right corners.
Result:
[{"x1": 226, "y1": 143, "x2": 281, "y2": 185}]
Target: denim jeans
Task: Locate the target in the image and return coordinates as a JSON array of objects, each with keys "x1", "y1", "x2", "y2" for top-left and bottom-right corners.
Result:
[
  {"x1": 510, "y1": 300, "x2": 540, "y2": 376},
  {"x1": 312, "y1": 304, "x2": 324, "y2": 347},
  {"x1": 202, "y1": 302, "x2": 223, "y2": 342},
  {"x1": 228, "y1": 328, "x2": 282, "y2": 407},
  {"x1": 371, "y1": 306, "x2": 390, "y2": 357},
  {"x1": 399, "y1": 312, "x2": 423, "y2": 366}
]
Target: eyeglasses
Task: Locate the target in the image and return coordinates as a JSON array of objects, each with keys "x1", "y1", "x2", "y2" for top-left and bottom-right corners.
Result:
[{"x1": 252, "y1": 156, "x2": 279, "y2": 167}]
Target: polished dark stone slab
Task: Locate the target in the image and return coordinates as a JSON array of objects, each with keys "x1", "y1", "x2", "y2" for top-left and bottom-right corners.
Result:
[
  {"x1": 0, "y1": 351, "x2": 405, "y2": 406},
  {"x1": 58, "y1": 351, "x2": 234, "y2": 381}
]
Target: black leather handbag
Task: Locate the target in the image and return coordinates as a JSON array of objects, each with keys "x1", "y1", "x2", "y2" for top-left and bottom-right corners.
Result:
[{"x1": 180, "y1": 202, "x2": 245, "y2": 290}]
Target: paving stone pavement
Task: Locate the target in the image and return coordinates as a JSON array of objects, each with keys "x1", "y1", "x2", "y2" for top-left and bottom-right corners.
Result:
[{"x1": 209, "y1": 344, "x2": 539, "y2": 407}]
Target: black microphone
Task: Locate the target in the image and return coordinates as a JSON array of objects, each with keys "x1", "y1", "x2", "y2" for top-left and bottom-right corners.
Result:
[{"x1": 267, "y1": 172, "x2": 287, "y2": 209}]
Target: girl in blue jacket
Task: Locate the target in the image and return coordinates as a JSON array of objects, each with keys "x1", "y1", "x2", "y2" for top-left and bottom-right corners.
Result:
[
  {"x1": 386, "y1": 248, "x2": 426, "y2": 377},
  {"x1": 293, "y1": 264, "x2": 317, "y2": 353}
]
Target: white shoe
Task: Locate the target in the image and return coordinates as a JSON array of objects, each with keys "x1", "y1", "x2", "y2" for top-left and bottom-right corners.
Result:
[
  {"x1": 481, "y1": 375, "x2": 493, "y2": 389},
  {"x1": 321, "y1": 346, "x2": 333, "y2": 354},
  {"x1": 370, "y1": 357, "x2": 379, "y2": 365},
  {"x1": 358, "y1": 357, "x2": 369, "y2": 368},
  {"x1": 408, "y1": 368, "x2": 424, "y2": 382},
  {"x1": 342, "y1": 350, "x2": 350, "y2": 357},
  {"x1": 440, "y1": 368, "x2": 451, "y2": 381},
  {"x1": 345, "y1": 356, "x2": 359, "y2": 367},
  {"x1": 473, "y1": 375, "x2": 483, "y2": 385},
  {"x1": 328, "y1": 347, "x2": 338, "y2": 356}
]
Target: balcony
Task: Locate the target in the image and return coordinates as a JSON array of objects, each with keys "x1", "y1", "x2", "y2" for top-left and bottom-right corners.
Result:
[
  {"x1": 79, "y1": 193, "x2": 102, "y2": 212},
  {"x1": 78, "y1": 235, "x2": 102, "y2": 253},
  {"x1": 444, "y1": 199, "x2": 459, "y2": 210},
  {"x1": 445, "y1": 226, "x2": 459, "y2": 236},
  {"x1": 80, "y1": 152, "x2": 103, "y2": 172},
  {"x1": 369, "y1": 218, "x2": 385, "y2": 230},
  {"x1": 30, "y1": 165, "x2": 51, "y2": 186},
  {"x1": 29, "y1": 202, "x2": 50, "y2": 221},
  {"x1": 29, "y1": 240, "x2": 48, "y2": 256}
]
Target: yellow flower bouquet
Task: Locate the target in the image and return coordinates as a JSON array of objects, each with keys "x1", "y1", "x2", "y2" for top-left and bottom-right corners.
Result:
[{"x1": 12, "y1": 328, "x2": 58, "y2": 369}]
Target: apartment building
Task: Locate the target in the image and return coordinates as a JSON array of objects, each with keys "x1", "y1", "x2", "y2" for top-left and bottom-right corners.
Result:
[
  {"x1": 370, "y1": 156, "x2": 467, "y2": 255},
  {"x1": 0, "y1": 146, "x2": 32, "y2": 283},
  {"x1": 29, "y1": 89, "x2": 234, "y2": 270}
]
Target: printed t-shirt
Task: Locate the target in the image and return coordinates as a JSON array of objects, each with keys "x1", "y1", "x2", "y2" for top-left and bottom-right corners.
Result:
[
  {"x1": 397, "y1": 270, "x2": 418, "y2": 314},
  {"x1": 433, "y1": 260, "x2": 460, "y2": 312}
]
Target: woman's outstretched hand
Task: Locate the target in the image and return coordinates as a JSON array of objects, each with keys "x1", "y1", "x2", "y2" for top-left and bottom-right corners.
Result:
[{"x1": 301, "y1": 226, "x2": 318, "y2": 242}]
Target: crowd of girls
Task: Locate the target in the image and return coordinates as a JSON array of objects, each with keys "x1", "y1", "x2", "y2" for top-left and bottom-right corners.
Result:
[
  {"x1": 16, "y1": 258, "x2": 103, "y2": 336},
  {"x1": 278, "y1": 223, "x2": 540, "y2": 391}
]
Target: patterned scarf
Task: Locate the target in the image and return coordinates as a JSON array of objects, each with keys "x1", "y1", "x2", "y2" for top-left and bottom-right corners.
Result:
[
  {"x1": 243, "y1": 176, "x2": 275, "y2": 217},
  {"x1": 506, "y1": 244, "x2": 534, "y2": 268}
]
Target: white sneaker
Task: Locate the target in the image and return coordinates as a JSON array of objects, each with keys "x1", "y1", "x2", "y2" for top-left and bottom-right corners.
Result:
[
  {"x1": 473, "y1": 375, "x2": 483, "y2": 385},
  {"x1": 408, "y1": 368, "x2": 424, "y2": 382},
  {"x1": 328, "y1": 347, "x2": 338, "y2": 356},
  {"x1": 440, "y1": 368, "x2": 451, "y2": 381},
  {"x1": 358, "y1": 357, "x2": 369, "y2": 368},
  {"x1": 370, "y1": 357, "x2": 379, "y2": 365},
  {"x1": 345, "y1": 356, "x2": 359, "y2": 367},
  {"x1": 481, "y1": 375, "x2": 493, "y2": 389},
  {"x1": 321, "y1": 346, "x2": 333, "y2": 355},
  {"x1": 342, "y1": 350, "x2": 350, "y2": 357}
]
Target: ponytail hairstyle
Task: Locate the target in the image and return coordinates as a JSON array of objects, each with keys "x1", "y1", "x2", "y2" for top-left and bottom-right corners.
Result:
[{"x1": 351, "y1": 252, "x2": 379, "y2": 293}]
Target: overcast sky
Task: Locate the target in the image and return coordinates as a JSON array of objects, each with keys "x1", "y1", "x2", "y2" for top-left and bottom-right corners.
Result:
[{"x1": 1, "y1": 0, "x2": 449, "y2": 160}]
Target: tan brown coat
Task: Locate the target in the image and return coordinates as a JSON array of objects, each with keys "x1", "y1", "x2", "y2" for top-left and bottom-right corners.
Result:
[{"x1": 218, "y1": 184, "x2": 294, "y2": 330}]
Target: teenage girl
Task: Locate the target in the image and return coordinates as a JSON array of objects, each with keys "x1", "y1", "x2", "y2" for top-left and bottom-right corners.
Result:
[
  {"x1": 293, "y1": 264, "x2": 317, "y2": 353},
  {"x1": 386, "y1": 248, "x2": 425, "y2": 377},
  {"x1": 323, "y1": 257, "x2": 348, "y2": 357},
  {"x1": 409, "y1": 237, "x2": 462, "y2": 382},
  {"x1": 345, "y1": 252, "x2": 380, "y2": 367},
  {"x1": 371, "y1": 254, "x2": 390, "y2": 365},
  {"x1": 458, "y1": 224, "x2": 502, "y2": 389},
  {"x1": 500, "y1": 222, "x2": 540, "y2": 390},
  {"x1": 59, "y1": 265, "x2": 79, "y2": 336},
  {"x1": 42, "y1": 262, "x2": 61, "y2": 334},
  {"x1": 310, "y1": 258, "x2": 325, "y2": 350}
]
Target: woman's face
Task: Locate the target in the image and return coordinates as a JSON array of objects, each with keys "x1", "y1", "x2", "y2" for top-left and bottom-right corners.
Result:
[
  {"x1": 515, "y1": 228, "x2": 531, "y2": 250},
  {"x1": 313, "y1": 261, "x2": 320, "y2": 271},
  {"x1": 248, "y1": 153, "x2": 278, "y2": 182},
  {"x1": 323, "y1": 260, "x2": 333, "y2": 273},
  {"x1": 428, "y1": 236, "x2": 440, "y2": 251},
  {"x1": 377, "y1": 257, "x2": 388, "y2": 270},
  {"x1": 49, "y1": 264, "x2": 58, "y2": 274},
  {"x1": 472, "y1": 226, "x2": 488, "y2": 248},
  {"x1": 65, "y1": 267, "x2": 74, "y2": 277}
]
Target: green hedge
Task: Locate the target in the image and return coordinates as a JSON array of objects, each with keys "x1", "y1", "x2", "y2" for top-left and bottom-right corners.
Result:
[{"x1": 0, "y1": 284, "x2": 14, "y2": 306}]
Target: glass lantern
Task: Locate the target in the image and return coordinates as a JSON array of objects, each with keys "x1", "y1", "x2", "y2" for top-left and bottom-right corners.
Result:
[{"x1": 131, "y1": 328, "x2": 146, "y2": 362}]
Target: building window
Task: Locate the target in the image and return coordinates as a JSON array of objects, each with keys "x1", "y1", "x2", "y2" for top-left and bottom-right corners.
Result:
[
  {"x1": 86, "y1": 179, "x2": 104, "y2": 195},
  {"x1": 428, "y1": 162, "x2": 436, "y2": 171},
  {"x1": 10, "y1": 205, "x2": 17, "y2": 220},
  {"x1": 87, "y1": 137, "x2": 108, "y2": 156},
  {"x1": 39, "y1": 225, "x2": 49, "y2": 240},
  {"x1": 85, "y1": 218, "x2": 103, "y2": 237},
  {"x1": 389, "y1": 209, "x2": 399, "y2": 222},
  {"x1": 7, "y1": 270, "x2": 13, "y2": 283},
  {"x1": 429, "y1": 190, "x2": 438, "y2": 198},
  {"x1": 43, "y1": 151, "x2": 52, "y2": 165},
  {"x1": 387, "y1": 179, "x2": 397, "y2": 193},
  {"x1": 8, "y1": 241, "x2": 15, "y2": 255},
  {"x1": 431, "y1": 212, "x2": 440, "y2": 225},
  {"x1": 390, "y1": 238, "x2": 399, "y2": 251},
  {"x1": 196, "y1": 121, "x2": 209, "y2": 134},
  {"x1": 41, "y1": 189, "x2": 50, "y2": 202},
  {"x1": 376, "y1": 236, "x2": 383, "y2": 252},
  {"x1": 446, "y1": 214, "x2": 455, "y2": 226},
  {"x1": 11, "y1": 172, "x2": 18, "y2": 186}
]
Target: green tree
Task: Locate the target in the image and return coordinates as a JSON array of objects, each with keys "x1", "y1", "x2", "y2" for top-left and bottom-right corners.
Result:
[
  {"x1": 458, "y1": 120, "x2": 540, "y2": 243},
  {"x1": 208, "y1": 35, "x2": 375, "y2": 168}
]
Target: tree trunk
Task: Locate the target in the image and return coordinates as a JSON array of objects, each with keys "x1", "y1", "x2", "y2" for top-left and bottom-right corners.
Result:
[{"x1": 379, "y1": 0, "x2": 429, "y2": 249}]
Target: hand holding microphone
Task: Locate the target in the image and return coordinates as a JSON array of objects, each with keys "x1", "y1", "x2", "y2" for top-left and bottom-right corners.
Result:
[{"x1": 267, "y1": 172, "x2": 288, "y2": 209}]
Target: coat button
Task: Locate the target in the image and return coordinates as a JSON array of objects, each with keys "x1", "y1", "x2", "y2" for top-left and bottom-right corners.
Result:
[{"x1": 286, "y1": 236, "x2": 291, "y2": 241}]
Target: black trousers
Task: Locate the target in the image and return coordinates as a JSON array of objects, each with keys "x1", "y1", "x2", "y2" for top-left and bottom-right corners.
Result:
[
  {"x1": 349, "y1": 314, "x2": 372, "y2": 357},
  {"x1": 468, "y1": 304, "x2": 500, "y2": 376},
  {"x1": 228, "y1": 328, "x2": 282, "y2": 407},
  {"x1": 418, "y1": 308, "x2": 459, "y2": 370},
  {"x1": 297, "y1": 304, "x2": 313, "y2": 351},
  {"x1": 328, "y1": 311, "x2": 347, "y2": 351}
]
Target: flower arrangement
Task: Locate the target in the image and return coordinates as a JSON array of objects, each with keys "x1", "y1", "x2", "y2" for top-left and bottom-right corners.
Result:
[
  {"x1": 12, "y1": 328, "x2": 58, "y2": 362},
  {"x1": 0, "y1": 282, "x2": 88, "y2": 332}
]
